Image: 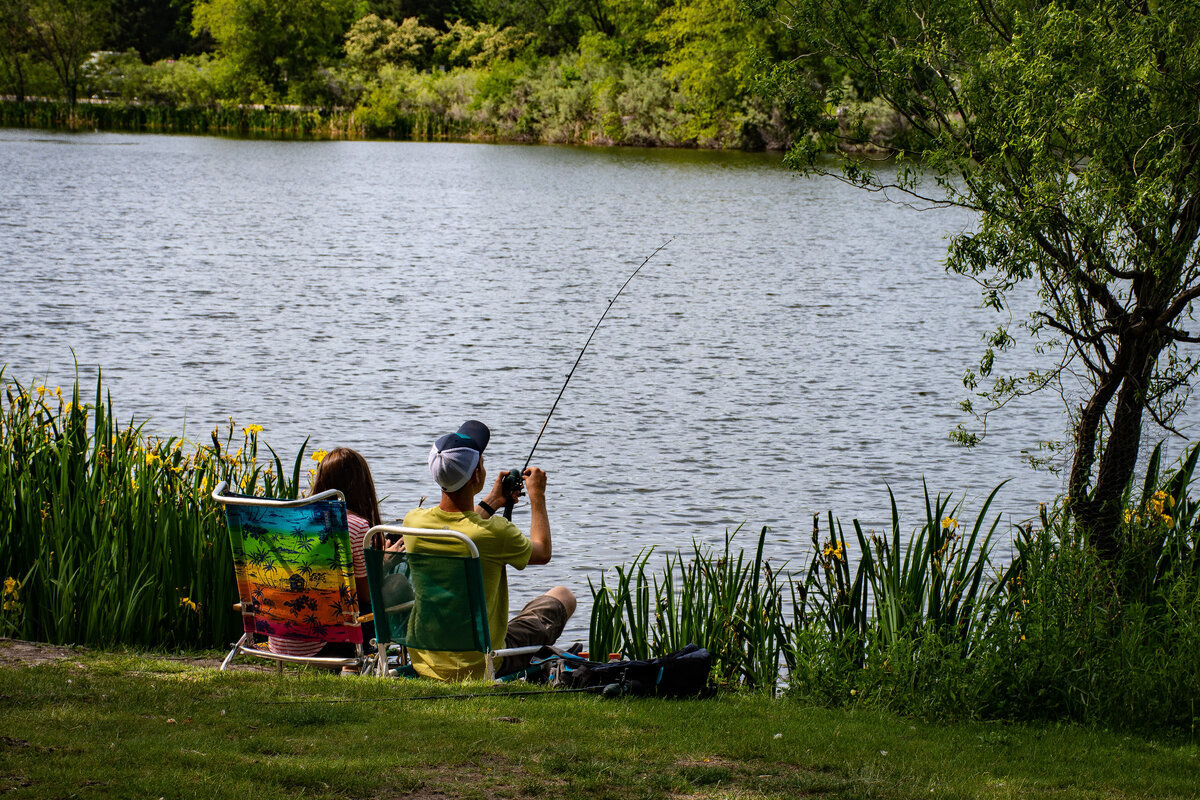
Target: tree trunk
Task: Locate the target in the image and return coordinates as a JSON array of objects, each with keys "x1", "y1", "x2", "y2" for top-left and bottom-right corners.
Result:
[
  {"x1": 1069, "y1": 333, "x2": 1162, "y2": 562},
  {"x1": 9, "y1": 55, "x2": 26, "y2": 103},
  {"x1": 1066, "y1": 374, "x2": 1117, "y2": 515}
]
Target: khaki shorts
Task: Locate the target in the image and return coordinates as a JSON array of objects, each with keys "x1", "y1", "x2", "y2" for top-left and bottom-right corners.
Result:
[{"x1": 500, "y1": 594, "x2": 570, "y2": 672}]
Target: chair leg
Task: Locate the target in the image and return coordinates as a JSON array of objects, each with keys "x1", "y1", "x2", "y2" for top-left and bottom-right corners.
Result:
[
  {"x1": 375, "y1": 647, "x2": 387, "y2": 678},
  {"x1": 484, "y1": 652, "x2": 496, "y2": 682},
  {"x1": 220, "y1": 634, "x2": 250, "y2": 671}
]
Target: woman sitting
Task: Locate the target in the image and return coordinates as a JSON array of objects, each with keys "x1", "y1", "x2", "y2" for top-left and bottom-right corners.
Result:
[{"x1": 267, "y1": 447, "x2": 381, "y2": 659}]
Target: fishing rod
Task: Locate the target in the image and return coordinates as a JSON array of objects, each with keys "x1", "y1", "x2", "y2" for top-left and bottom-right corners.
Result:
[{"x1": 501, "y1": 238, "x2": 673, "y2": 518}]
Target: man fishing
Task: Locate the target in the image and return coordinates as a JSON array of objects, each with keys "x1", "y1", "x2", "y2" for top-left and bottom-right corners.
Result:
[{"x1": 402, "y1": 420, "x2": 576, "y2": 681}]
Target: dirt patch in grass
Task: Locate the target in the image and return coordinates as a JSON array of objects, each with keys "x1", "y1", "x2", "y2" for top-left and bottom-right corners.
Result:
[
  {"x1": 377, "y1": 787, "x2": 454, "y2": 800},
  {"x1": 675, "y1": 756, "x2": 737, "y2": 768},
  {"x1": 374, "y1": 759, "x2": 567, "y2": 800},
  {"x1": 0, "y1": 638, "x2": 272, "y2": 672},
  {"x1": 138, "y1": 653, "x2": 249, "y2": 670},
  {"x1": 0, "y1": 638, "x2": 77, "y2": 667},
  {"x1": 0, "y1": 772, "x2": 33, "y2": 792},
  {"x1": 671, "y1": 757, "x2": 840, "y2": 799}
]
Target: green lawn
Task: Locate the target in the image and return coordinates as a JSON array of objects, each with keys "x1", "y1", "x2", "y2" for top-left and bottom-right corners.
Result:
[{"x1": 0, "y1": 645, "x2": 1196, "y2": 799}]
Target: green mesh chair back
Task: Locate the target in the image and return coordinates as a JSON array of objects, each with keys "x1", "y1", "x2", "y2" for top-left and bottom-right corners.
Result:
[
  {"x1": 362, "y1": 543, "x2": 412, "y2": 651},
  {"x1": 364, "y1": 525, "x2": 548, "y2": 680},
  {"x1": 363, "y1": 529, "x2": 490, "y2": 654}
]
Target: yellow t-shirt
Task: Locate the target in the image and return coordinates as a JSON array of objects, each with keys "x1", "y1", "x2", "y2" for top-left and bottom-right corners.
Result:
[{"x1": 401, "y1": 505, "x2": 532, "y2": 680}]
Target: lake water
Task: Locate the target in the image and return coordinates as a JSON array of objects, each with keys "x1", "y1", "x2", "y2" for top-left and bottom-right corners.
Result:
[{"x1": 3, "y1": 129, "x2": 1190, "y2": 638}]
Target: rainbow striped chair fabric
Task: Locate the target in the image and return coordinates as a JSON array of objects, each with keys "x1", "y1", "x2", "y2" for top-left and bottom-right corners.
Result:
[{"x1": 212, "y1": 482, "x2": 367, "y2": 673}]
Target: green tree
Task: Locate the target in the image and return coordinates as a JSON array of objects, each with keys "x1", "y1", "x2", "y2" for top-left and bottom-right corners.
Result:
[
  {"x1": 0, "y1": 0, "x2": 35, "y2": 101},
  {"x1": 107, "y1": 0, "x2": 201, "y2": 61},
  {"x1": 434, "y1": 19, "x2": 533, "y2": 67},
  {"x1": 9, "y1": 0, "x2": 111, "y2": 105},
  {"x1": 345, "y1": 14, "x2": 438, "y2": 73},
  {"x1": 650, "y1": 0, "x2": 760, "y2": 140},
  {"x1": 472, "y1": 0, "x2": 584, "y2": 52},
  {"x1": 651, "y1": 0, "x2": 801, "y2": 145},
  {"x1": 778, "y1": 0, "x2": 1200, "y2": 562},
  {"x1": 191, "y1": 0, "x2": 358, "y2": 99},
  {"x1": 472, "y1": 0, "x2": 668, "y2": 54},
  {"x1": 364, "y1": 0, "x2": 477, "y2": 28}
]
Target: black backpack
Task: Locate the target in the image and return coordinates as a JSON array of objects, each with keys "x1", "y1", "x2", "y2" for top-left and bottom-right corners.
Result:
[{"x1": 554, "y1": 644, "x2": 715, "y2": 698}]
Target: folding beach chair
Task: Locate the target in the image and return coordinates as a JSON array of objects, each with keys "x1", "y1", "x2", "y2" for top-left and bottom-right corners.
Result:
[
  {"x1": 212, "y1": 481, "x2": 368, "y2": 673},
  {"x1": 362, "y1": 526, "x2": 543, "y2": 681}
]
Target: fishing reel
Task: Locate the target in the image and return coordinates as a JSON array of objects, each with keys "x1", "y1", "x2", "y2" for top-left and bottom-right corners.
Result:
[
  {"x1": 501, "y1": 467, "x2": 523, "y2": 496},
  {"x1": 501, "y1": 468, "x2": 523, "y2": 519}
]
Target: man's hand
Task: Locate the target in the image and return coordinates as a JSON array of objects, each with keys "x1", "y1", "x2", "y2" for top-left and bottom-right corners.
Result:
[
  {"x1": 522, "y1": 467, "x2": 546, "y2": 505},
  {"x1": 479, "y1": 474, "x2": 522, "y2": 518}
]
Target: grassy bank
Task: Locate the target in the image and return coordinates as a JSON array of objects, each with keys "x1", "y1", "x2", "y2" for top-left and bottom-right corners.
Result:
[{"x1": 1, "y1": 644, "x2": 1197, "y2": 800}]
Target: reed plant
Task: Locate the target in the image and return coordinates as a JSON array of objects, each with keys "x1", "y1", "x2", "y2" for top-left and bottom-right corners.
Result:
[
  {"x1": 794, "y1": 512, "x2": 868, "y2": 664},
  {"x1": 589, "y1": 486, "x2": 1007, "y2": 699},
  {"x1": 1116, "y1": 441, "x2": 1200, "y2": 602},
  {"x1": 588, "y1": 526, "x2": 792, "y2": 690},
  {"x1": 784, "y1": 485, "x2": 1006, "y2": 710},
  {"x1": 854, "y1": 482, "x2": 1005, "y2": 650},
  {"x1": 0, "y1": 369, "x2": 306, "y2": 649}
]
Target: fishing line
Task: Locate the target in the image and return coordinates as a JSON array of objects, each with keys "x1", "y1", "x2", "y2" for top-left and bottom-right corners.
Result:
[
  {"x1": 263, "y1": 686, "x2": 605, "y2": 705},
  {"x1": 502, "y1": 238, "x2": 673, "y2": 516}
]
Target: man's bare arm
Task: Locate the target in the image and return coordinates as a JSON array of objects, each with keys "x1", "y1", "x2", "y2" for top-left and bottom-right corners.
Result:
[{"x1": 523, "y1": 467, "x2": 552, "y2": 565}]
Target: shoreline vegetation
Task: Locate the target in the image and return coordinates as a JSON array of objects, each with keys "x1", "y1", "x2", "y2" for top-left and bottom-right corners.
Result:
[
  {"x1": 0, "y1": 94, "x2": 905, "y2": 150},
  {"x1": 3, "y1": 370, "x2": 1199, "y2": 738},
  {"x1": 0, "y1": 1, "x2": 911, "y2": 150},
  {"x1": 1, "y1": 97, "x2": 366, "y2": 141}
]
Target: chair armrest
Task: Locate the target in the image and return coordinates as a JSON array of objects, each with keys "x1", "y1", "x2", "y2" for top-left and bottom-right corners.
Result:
[
  {"x1": 492, "y1": 645, "x2": 545, "y2": 659},
  {"x1": 383, "y1": 601, "x2": 415, "y2": 614}
]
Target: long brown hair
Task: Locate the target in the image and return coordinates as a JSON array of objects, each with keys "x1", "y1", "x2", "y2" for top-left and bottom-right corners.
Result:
[{"x1": 310, "y1": 447, "x2": 381, "y2": 527}]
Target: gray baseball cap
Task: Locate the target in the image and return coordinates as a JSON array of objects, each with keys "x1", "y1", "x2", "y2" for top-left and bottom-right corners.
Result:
[{"x1": 427, "y1": 420, "x2": 491, "y2": 492}]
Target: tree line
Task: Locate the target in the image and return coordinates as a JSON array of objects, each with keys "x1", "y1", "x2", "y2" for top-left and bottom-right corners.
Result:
[{"x1": 0, "y1": 0, "x2": 843, "y2": 148}]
